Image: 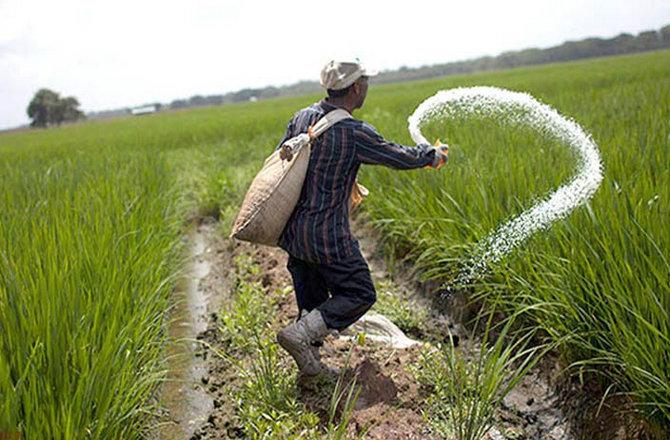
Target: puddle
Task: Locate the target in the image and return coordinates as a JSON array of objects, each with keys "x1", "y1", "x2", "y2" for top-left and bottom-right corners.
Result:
[{"x1": 158, "y1": 225, "x2": 213, "y2": 439}]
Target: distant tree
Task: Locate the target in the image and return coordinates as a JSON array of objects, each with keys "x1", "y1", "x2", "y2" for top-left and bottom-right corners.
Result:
[
  {"x1": 85, "y1": 22, "x2": 670, "y2": 117},
  {"x1": 636, "y1": 30, "x2": 662, "y2": 50},
  {"x1": 170, "y1": 99, "x2": 189, "y2": 109},
  {"x1": 611, "y1": 33, "x2": 635, "y2": 54},
  {"x1": 189, "y1": 95, "x2": 207, "y2": 106},
  {"x1": 27, "y1": 88, "x2": 84, "y2": 128},
  {"x1": 259, "y1": 86, "x2": 280, "y2": 99},
  {"x1": 27, "y1": 89, "x2": 59, "y2": 127},
  {"x1": 55, "y1": 96, "x2": 84, "y2": 124},
  {"x1": 230, "y1": 88, "x2": 257, "y2": 102},
  {"x1": 661, "y1": 25, "x2": 670, "y2": 43}
]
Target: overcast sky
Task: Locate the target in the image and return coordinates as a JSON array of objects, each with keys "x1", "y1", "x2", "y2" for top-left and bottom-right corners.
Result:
[{"x1": 1, "y1": 0, "x2": 669, "y2": 129}]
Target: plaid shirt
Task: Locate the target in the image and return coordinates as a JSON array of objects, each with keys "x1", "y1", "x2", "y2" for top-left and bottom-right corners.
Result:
[{"x1": 276, "y1": 99, "x2": 436, "y2": 264}]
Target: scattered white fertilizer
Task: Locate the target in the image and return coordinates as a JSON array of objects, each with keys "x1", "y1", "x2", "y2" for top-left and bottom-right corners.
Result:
[
  {"x1": 339, "y1": 312, "x2": 420, "y2": 349},
  {"x1": 407, "y1": 87, "x2": 604, "y2": 290}
]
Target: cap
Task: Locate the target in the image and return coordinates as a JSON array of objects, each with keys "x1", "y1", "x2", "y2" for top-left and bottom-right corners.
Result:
[{"x1": 320, "y1": 59, "x2": 379, "y2": 90}]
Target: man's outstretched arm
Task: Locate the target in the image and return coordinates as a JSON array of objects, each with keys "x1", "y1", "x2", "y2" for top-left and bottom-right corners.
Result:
[{"x1": 354, "y1": 121, "x2": 444, "y2": 169}]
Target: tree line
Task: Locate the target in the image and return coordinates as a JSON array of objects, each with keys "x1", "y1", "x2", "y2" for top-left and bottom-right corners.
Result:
[
  {"x1": 86, "y1": 23, "x2": 670, "y2": 121},
  {"x1": 164, "y1": 24, "x2": 670, "y2": 111},
  {"x1": 377, "y1": 25, "x2": 670, "y2": 84}
]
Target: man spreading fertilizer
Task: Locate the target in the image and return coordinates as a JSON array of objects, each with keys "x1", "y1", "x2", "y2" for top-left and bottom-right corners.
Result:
[{"x1": 276, "y1": 59, "x2": 449, "y2": 376}]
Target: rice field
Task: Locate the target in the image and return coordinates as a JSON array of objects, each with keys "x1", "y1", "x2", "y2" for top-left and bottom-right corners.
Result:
[{"x1": 0, "y1": 49, "x2": 668, "y2": 438}]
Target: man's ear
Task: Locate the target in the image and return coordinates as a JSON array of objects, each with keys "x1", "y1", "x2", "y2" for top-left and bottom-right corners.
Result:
[{"x1": 352, "y1": 80, "x2": 361, "y2": 96}]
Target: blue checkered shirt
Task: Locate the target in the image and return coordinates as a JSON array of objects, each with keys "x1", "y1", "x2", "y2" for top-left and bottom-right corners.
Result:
[{"x1": 276, "y1": 99, "x2": 436, "y2": 264}]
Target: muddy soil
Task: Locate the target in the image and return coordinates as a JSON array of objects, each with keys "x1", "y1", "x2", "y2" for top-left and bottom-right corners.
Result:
[
  {"x1": 156, "y1": 216, "x2": 651, "y2": 440},
  {"x1": 182, "y1": 221, "x2": 439, "y2": 439}
]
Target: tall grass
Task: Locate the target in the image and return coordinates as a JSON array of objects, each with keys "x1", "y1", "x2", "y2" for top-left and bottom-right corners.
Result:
[
  {"x1": 0, "y1": 99, "x2": 311, "y2": 438},
  {"x1": 0, "y1": 148, "x2": 183, "y2": 438},
  {"x1": 413, "y1": 307, "x2": 553, "y2": 440},
  {"x1": 358, "y1": 50, "x2": 670, "y2": 429}
]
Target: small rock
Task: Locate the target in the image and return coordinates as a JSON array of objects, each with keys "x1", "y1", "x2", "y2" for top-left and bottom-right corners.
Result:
[
  {"x1": 444, "y1": 333, "x2": 460, "y2": 347},
  {"x1": 228, "y1": 426, "x2": 245, "y2": 438},
  {"x1": 525, "y1": 413, "x2": 538, "y2": 424}
]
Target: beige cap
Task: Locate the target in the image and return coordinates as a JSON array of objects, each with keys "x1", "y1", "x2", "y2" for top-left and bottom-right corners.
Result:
[{"x1": 320, "y1": 60, "x2": 379, "y2": 90}]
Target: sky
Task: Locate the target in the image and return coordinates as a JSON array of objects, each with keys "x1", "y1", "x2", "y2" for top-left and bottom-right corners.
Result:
[{"x1": 1, "y1": 0, "x2": 669, "y2": 129}]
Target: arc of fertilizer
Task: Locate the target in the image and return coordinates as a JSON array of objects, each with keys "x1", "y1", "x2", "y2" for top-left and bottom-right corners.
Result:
[{"x1": 407, "y1": 86, "x2": 604, "y2": 290}]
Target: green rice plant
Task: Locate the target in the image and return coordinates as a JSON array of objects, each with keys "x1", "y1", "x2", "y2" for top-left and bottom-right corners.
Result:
[
  {"x1": 0, "y1": 149, "x2": 184, "y2": 438},
  {"x1": 234, "y1": 334, "x2": 321, "y2": 439},
  {"x1": 209, "y1": 255, "x2": 320, "y2": 438},
  {"x1": 0, "y1": 95, "x2": 311, "y2": 438},
  {"x1": 489, "y1": 216, "x2": 670, "y2": 428},
  {"x1": 1, "y1": 48, "x2": 668, "y2": 437},
  {"x1": 413, "y1": 307, "x2": 553, "y2": 440},
  {"x1": 218, "y1": 254, "x2": 274, "y2": 353},
  {"x1": 229, "y1": 333, "x2": 368, "y2": 440},
  {"x1": 324, "y1": 335, "x2": 367, "y2": 440},
  {"x1": 359, "y1": 50, "x2": 670, "y2": 431}
]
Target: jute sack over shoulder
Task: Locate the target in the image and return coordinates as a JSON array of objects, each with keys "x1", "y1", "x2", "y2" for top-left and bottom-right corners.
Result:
[{"x1": 230, "y1": 109, "x2": 351, "y2": 246}]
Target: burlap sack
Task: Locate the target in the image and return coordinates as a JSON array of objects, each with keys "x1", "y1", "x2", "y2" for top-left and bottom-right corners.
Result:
[{"x1": 230, "y1": 109, "x2": 351, "y2": 246}]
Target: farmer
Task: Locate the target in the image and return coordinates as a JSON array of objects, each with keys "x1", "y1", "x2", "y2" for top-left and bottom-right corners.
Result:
[{"x1": 276, "y1": 59, "x2": 449, "y2": 376}]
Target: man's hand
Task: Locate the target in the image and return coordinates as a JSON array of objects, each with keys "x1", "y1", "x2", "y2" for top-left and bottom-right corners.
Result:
[
  {"x1": 279, "y1": 145, "x2": 293, "y2": 161},
  {"x1": 430, "y1": 140, "x2": 449, "y2": 170}
]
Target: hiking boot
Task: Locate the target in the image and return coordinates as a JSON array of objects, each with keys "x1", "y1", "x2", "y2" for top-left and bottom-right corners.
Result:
[
  {"x1": 299, "y1": 310, "x2": 340, "y2": 376},
  {"x1": 277, "y1": 309, "x2": 333, "y2": 376}
]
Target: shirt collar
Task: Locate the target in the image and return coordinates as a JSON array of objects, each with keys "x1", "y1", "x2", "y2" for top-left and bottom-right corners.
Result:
[{"x1": 319, "y1": 98, "x2": 342, "y2": 113}]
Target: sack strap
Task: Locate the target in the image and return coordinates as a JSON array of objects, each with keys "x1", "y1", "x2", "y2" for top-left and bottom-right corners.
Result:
[
  {"x1": 308, "y1": 108, "x2": 351, "y2": 139},
  {"x1": 278, "y1": 108, "x2": 351, "y2": 162}
]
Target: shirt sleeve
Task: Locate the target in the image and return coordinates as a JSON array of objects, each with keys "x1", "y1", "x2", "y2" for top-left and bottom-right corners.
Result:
[{"x1": 354, "y1": 121, "x2": 436, "y2": 169}]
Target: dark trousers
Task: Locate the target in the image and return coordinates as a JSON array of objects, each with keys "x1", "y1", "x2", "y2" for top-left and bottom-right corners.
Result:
[{"x1": 286, "y1": 249, "x2": 377, "y2": 331}]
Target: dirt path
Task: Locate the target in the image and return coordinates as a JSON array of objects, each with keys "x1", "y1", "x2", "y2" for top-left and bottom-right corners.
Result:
[
  {"x1": 155, "y1": 217, "x2": 647, "y2": 439},
  {"x1": 175, "y1": 221, "x2": 438, "y2": 439}
]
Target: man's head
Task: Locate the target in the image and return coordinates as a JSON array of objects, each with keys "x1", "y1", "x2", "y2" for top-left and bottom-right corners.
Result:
[{"x1": 320, "y1": 60, "x2": 377, "y2": 110}]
